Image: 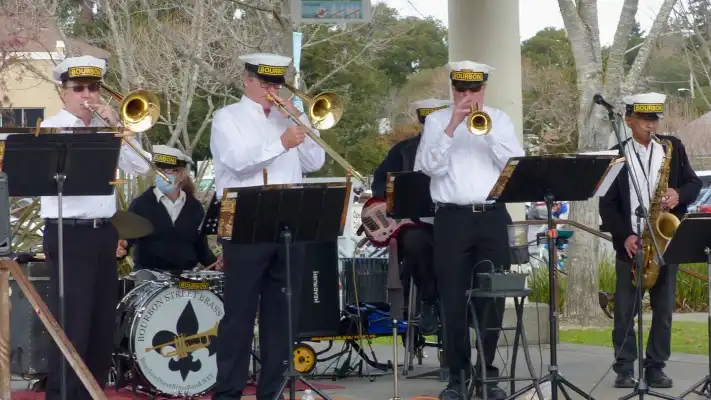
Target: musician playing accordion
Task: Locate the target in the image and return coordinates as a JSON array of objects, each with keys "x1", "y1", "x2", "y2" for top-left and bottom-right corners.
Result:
[{"x1": 599, "y1": 92, "x2": 700, "y2": 389}]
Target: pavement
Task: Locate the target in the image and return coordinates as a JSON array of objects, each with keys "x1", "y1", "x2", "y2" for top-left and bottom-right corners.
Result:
[
  {"x1": 14, "y1": 341, "x2": 707, "y2": 399},
  {"x1": 10, "y1": 314, "x2": 710, "y2": 399}
]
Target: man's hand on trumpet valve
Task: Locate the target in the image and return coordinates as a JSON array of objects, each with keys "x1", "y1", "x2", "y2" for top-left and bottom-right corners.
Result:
[
  {"x1": 281, "y1": 125, "x2": 309, "y2": 149},
  {"x1": 446, "y1": 94, "x2": 475, "y2": 136},
  {"x1": 116, "y1": 239, "x2": 128, "y2": 258},
  {"x1": 86, "y1": 103, "x2": 120, "y2": 126}
]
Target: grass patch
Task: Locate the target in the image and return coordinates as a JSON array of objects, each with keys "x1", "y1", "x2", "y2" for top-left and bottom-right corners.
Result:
[{"x1": 560, "y1": 321, "x2": 708, "y2": 355}]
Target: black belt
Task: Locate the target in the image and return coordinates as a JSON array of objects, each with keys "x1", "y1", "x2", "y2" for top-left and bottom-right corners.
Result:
[
  {"x1": 436, "y1": 202, "x2": 500, "y2": 212},
  {"x1": 44, "y1": 218, "x2": 112, "y2": 228}
]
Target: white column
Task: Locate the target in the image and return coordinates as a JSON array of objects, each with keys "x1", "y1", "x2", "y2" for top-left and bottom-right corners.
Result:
[{"x1": 448, "y1": 0, "x2": 525, "y2": 224}]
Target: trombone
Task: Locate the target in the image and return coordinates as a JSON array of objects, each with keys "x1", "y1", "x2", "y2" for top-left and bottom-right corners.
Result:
[
  {"x1": 83, "y1": 83, "x2": 171, "y2": 183},
  {"x1": 267, "y1": 83, "x2": 366, "y2": 184},
  {"x1": 467, "y1": 102, "x2": 492, "y2": 136}
]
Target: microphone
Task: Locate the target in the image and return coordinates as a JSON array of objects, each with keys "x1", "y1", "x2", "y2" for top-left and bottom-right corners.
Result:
[{"x1": 593, "y1": 94, "x2": 615, "y2": 111}]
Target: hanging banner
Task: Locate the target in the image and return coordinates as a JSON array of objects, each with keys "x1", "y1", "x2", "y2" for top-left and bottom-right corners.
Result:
[
  {"x1": 292, "y1": 31, "x2": 304, "y2": 113},
  {"x1": 291, "y1": 0, "x2": 373, "y2": 24}
]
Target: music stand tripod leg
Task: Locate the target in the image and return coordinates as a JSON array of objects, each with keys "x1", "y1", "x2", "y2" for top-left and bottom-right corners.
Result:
[
  {"x1": 679, "y1": 247, "x2": 711, "y2": 399},
  {"x1": 508, "y1": 195, "x2": 597, "y2": 400},
  {"x1": 274, "y1": 226, "x2": 332, "y2": 400},
  {"x1": 55, "y1": 173, "x2": 68, "y2": 400}
]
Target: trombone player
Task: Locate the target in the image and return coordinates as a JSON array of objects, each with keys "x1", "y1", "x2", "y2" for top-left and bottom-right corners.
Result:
[
  {"x1": 599, "y1": 92, "x2": 700, "y2": 389},
  {"x1": 40, "y1": 55, "x2": 152, "y2": 400},
  {"x1": 209, "y1": 52, "x2": 325, "y2": 400},
  {"x1": 415, "y1": 61, "x2": 524, "y2": 400}
]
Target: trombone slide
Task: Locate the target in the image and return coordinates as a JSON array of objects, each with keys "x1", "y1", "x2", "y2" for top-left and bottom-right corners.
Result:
[{"x1": 267, "y1": 94, "x2": 366, "y2": 184}]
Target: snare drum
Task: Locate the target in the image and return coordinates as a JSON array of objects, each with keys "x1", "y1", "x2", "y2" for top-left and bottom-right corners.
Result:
[
  {"x1": 180, "y1": 270, "x2": 224, "y2": 296},
  {"x1": 114, "y1": 281, "x2": 224, "y2": 397}
]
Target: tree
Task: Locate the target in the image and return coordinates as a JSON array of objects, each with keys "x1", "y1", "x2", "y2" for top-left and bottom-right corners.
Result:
[{"x1": 558, "y1": 0, "x2": 677, "y2": 324}]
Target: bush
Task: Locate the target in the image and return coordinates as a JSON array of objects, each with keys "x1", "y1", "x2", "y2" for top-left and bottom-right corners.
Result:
[{"x1": 529, "y1": 259, "x2": 709, "y2": 312}]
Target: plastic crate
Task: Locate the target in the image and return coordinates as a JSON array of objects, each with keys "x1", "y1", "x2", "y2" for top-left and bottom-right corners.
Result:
[{"x1": 340, "y1": 257, "x2": 389, "y2": 305}]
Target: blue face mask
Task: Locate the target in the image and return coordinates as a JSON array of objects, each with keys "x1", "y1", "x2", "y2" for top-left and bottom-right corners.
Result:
[{"x1": 156, "y1": 174, "x2": 177, "y2": 194}]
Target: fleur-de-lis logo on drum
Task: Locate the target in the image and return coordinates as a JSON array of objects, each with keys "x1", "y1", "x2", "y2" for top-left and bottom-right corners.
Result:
[{"x1": 144, "y1": 301, "x2": 219, "y2": 381}]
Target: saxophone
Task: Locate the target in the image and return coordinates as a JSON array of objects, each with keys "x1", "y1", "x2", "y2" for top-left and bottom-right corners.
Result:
[{"x1": 636, "y1": 135, "x2": 680, "y2": 289}]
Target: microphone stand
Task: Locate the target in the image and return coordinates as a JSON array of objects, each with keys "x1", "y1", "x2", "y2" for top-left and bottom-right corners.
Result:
[{"x1": 601, "y1": 104, "x2": 676, "y2": 400}]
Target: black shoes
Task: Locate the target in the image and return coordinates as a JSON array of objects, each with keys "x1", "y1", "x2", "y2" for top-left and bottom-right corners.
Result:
[
  {"x1": 475, "y1": 384, "x2": 507, "y2": 399},
  {"x1": 438, "y1": 386, "x2": 462, "y2": 400},
  {"x1": 647, "y1": 368, "x2": 673, "y2": 388},
  {"x1": 419, "y1": 302, "x2": 440, "y2": 335},
  {"x1": 615, "y1": 372, "x2": 636, "y2": 388},
  {"x1": 614, "y1": 369, "x2": 673, "y2": 389}
]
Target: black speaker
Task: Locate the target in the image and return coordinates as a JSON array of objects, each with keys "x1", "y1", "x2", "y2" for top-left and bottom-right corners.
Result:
[
  {"x1": 10, "y1": 261, "x2": 52, "y2": 376},
  {"x1": 298, "y1": 241, "x2": 340, "y2": 339}
]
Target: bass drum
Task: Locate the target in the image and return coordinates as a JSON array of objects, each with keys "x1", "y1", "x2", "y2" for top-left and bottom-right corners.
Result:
[{"x1": 114, "y1": 281, "x2": 224, "y2": 397}]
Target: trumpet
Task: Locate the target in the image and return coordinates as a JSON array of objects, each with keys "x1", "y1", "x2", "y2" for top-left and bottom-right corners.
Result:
[
  {"x1": 267, "y1": 83, "x2": 366, "y2": 184},
  {"x1": 83, "y1": 83, "x2": 171, "y2": 183},
  {"x1": 467, "y1": 103, "x2": 492, "y2": 136},
  {"x1": 144, "y1": 322, "x2": 219, "y2": 359}
]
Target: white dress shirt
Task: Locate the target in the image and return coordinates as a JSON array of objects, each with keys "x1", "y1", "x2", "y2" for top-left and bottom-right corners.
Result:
[
  {"x1": 414, "y1": 106, "x2": 525, "y2": 205},
  {"x1": 154, "y1": 186, "x2": 187, "y2": 223},
  {"x1": 210, "y1": 95, "x2": 326, "y2": 195},
  {"x1": 626, "y1": 138, "x2": 663, "y2": 234},
  {"x1": 39, "y1": 109, "x2": 152, "y2": 219}
]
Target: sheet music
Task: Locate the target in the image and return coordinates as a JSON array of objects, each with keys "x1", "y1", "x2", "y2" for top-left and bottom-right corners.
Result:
[
  {"x1": 592, "y1": 158, "x2": 625, "y2": 197},
  {"x1": 580, "y1": 150, "x2": 619, "y2": 156}
]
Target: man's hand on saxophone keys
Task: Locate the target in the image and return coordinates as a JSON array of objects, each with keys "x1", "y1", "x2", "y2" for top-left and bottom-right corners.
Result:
[{"x1": 661, "y1": 188, "x2": 679, "y2": 210}]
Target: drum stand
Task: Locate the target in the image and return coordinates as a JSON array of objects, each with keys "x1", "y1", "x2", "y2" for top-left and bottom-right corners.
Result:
[{"x1": 274, "y1": 227, "x2": 332, "y2": 400}]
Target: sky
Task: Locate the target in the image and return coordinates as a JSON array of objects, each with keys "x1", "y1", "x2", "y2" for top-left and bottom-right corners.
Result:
[{"x1": 378, "y1": 0, "x2": 667, "y2": 46}]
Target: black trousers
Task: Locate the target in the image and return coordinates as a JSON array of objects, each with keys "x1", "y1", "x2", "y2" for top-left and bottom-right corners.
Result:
[
  {"x1": 43, "y1": 222, "x2": 118, "y2": 400},
  {"x1": 612, "y1": 258, "x2": 677, "y2": 375},
  {"x1": 213, "y1": 241, "x2": 305, "y2": 400},
  {"x1": 398, "y1": 224, "x2": 437, "y2": 304},
  {"x1": 434, "y1": 206, "x2": 511, "y2": 386}
]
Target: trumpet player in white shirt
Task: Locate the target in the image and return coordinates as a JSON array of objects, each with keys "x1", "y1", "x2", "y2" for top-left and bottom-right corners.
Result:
[
  {"x1": 209, "y1": 52, "x2": 325, "y2": 400},
  {"x1": 415, "y1": 61, "x2": 525, "y2": 400},
  {"x1": 40, "y1": 55, "x2": 151, "y2": 400}
]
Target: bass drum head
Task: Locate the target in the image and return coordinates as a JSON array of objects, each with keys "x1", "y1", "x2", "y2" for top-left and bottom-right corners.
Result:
[{"x1": 128, "y1": 284, "x2": 224, "y2": 397}]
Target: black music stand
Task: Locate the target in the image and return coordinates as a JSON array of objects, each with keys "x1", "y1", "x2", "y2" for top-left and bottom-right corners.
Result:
[
  {"x1": 666, "y1": 215, "x2": 711, "y2": 399},
  {"x1": 229, "y1": 183, "x2": 347, "y2": 400},
  {"x1": 387, "y1": 172, "x2": 446, "y2": 381},
  {"x1": 3, "y1": 132, "x2": 121, "y2": 400},
  {"x1": 487, "y1": 155, "x2": 617, "y2": 400}
]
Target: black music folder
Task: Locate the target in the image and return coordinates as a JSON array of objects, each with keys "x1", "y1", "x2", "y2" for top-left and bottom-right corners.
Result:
[
  {"x1": 229, "y1": 183, "x2": 348, "y2": 245},
  {"x1": 387, "y1": 171, "x2": 435, "y2": 219},
  {"x1": 487, "y1": 154, "x2": 621, "y2": 203},
  {"x1": 3, "y1": 132, "x2": 121, "y2": 197}
]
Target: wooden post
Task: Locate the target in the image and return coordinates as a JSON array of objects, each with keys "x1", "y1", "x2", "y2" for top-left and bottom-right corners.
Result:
[
  {"x1": 0, "y1": 261, "x2": 10, "y2": 400},
  {"x1": 0, "y1": 259, "x2": 107, "y2": 399}
]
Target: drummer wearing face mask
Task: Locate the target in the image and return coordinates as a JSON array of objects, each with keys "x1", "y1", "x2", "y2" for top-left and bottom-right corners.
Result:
[{"x1": 116, "y1": 145, "x2": 222, "y2": 273}]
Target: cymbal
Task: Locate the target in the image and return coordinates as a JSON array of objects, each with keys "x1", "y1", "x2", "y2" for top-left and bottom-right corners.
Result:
[{"x1": 111, "y1": 210, "x2": 153, "y2": 240}]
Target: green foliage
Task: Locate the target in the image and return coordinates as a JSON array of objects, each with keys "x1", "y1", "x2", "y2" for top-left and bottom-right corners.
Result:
[
  {"x1": 521, "y1": 28, "x2": 574, "y2": 69},
  {"x1": 530, "y1": 260, "x2": 710, "y2": 312}
]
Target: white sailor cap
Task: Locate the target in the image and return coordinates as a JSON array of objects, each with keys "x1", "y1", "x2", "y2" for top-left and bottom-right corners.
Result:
[
  {"x1": 446, "y1": 61, "x2": 494, "y2": 89},
  {"x1": 152, "y1": 145, "x2": 193, "y2": 168},
  {"x1": 239, "y1": 53, "x2": 292, "y2": 84},
  {"x1": 623, "y1": 92, "x2": 666, "y2": 119},
  {"x1": 53, "y1": 55, "x2": 106, "y2": 82},
  {"x1": 411, "y1": 98, "x2": 452, "y2": 122}
]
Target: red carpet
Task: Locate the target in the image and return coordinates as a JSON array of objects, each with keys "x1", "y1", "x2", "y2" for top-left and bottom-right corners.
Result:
[{"x1": 12, "y1": 382, "x2": 346, "y2": 399}]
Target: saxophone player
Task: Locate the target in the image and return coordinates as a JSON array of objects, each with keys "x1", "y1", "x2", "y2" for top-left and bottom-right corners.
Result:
[{"x1": 599, "y1": 92, "x2": 701, "y2": 389}]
